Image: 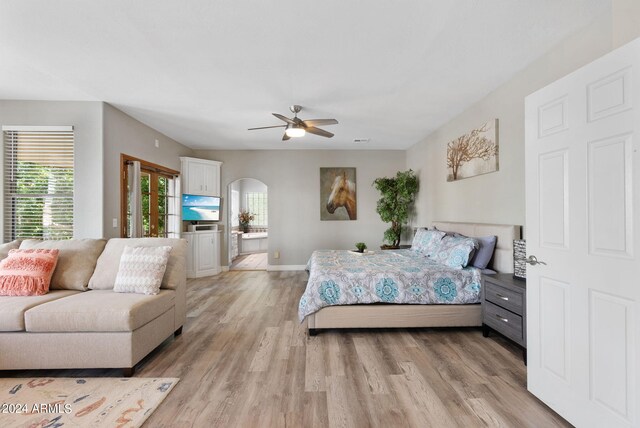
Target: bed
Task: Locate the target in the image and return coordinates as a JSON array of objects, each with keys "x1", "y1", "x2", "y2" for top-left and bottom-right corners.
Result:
[{"x1": 301, "y1": 221, "x2": 521, "y2": 334}]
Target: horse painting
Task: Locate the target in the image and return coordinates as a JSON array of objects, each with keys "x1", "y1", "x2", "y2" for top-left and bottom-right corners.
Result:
[{"x1": 321, "y1": 168, "x2": 357, "y2": 220}]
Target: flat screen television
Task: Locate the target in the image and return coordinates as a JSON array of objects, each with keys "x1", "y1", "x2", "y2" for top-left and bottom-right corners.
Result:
[{"x1": 182, "y1": 194, "x2": 221, "y2": 221}]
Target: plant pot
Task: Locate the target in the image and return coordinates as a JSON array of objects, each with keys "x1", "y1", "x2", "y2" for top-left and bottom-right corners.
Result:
[{"x1": 380, "y1": 245, "x2": 400, "y2": 250}]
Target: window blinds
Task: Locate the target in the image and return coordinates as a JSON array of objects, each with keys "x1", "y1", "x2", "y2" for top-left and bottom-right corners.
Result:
[{"x1": 3, "y1": 126, "x2": 74, "y2": 240}]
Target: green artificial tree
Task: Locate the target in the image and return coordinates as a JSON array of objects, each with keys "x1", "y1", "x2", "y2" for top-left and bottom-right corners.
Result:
[{"x1": 373, "y1": 169, "x2": 419, "y2": 248}]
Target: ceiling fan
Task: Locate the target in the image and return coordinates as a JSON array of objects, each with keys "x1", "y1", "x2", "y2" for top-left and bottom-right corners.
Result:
[{"x1": 248, "y1": 105, "x2": 338, "y2": 140}]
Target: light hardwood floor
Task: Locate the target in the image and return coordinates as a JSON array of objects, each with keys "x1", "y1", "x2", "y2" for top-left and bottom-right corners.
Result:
[
  {"x1": 230, "y1": 252, "x2": 268, "y2": 270},
  {"x1": 3, "y1": 271, "x2": 570, "y2": 427}
]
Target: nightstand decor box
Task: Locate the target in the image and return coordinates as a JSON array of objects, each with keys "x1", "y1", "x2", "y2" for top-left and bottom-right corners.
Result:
[{"x1": 513, "y1": 239, "x2": 526, "y2": 280}]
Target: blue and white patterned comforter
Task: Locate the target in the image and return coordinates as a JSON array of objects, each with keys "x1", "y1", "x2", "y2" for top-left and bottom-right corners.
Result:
[{"x1": 298, "y1": 249, "x2": 482, "y2": 322}]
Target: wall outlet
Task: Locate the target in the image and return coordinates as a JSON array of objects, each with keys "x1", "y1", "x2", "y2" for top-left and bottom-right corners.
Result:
[
  {"x1": 274, "y1": 251, "x2": 280, "y2": 259},
  {"x1": 112, "y1": 218, "x2": 118, "y2": 228},
  {"x1": 154, "y1": 139, "x2": 159, "y2": 148}
]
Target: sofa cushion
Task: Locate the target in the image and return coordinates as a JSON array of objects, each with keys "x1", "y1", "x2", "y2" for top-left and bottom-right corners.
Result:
[
  {"x1": 0, "y1": 239, "x2": 22, "y2": 261},
  {"x1": 0, "y1": 290, "x2": 80, "y2": 331},
  {"x1": 24, "y1": 289, "x2": 175, "y2": 332},
  {"x1": 89, "y1": 238, "x2": 186, "y2": 291},
  {"x1": 20, "y1": 239, "x2": 107, "y2": 291}
]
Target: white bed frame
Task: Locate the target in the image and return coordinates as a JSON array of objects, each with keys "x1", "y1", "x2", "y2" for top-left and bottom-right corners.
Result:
[{"x1": 306, "y1": 221, "x2": 521, "y2": 333}]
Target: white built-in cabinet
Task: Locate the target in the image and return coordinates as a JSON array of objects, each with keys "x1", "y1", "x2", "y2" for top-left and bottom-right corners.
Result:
[
  {"x1": 180, "y1": 157, "x2": 222, "y2": 196},
  {"x1": 183, "y1": 231, "x2": 221, "y2": 278},
  {"x1": 180, "y1": 156, "x2": 223, "y2": 278}
]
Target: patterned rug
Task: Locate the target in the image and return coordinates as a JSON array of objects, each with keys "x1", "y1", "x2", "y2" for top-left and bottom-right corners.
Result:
[{"x1": 0, "y1": 377, "x2": 179, "y2": 427}]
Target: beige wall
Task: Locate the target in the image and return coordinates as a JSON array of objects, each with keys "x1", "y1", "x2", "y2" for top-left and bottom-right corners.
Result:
[
  {"x1": 0, "y1": 101, "x2": 194, "y2": 241},
  {"x1": 613, "y1": 0, "x2": 640, "y2": 47},
  {"x1": 193, "y1": 149, "x2": 406, "y2": 266},
  {"x1": 102, "y1": 104, "x2": 194, "y2": 238},
  {"x1": 0, "y1": 100, "x2": 104, "y2": 240},
  {"x1": 406, "y1": 11, "x2": 614, "y2": 233}
]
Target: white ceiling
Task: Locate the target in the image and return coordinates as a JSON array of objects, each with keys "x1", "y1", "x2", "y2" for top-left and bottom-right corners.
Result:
[{"x1": 0, "y1": 1, "x2": 610, "y2": 150}]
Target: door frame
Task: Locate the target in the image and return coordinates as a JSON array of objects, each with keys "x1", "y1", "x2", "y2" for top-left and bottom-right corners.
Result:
[
  {"x1": 120, "y1": 153, "x2": 180, "y2": 238},
  {"x1": 226, "y1": 177, "x2": 269, "y2": 269}
]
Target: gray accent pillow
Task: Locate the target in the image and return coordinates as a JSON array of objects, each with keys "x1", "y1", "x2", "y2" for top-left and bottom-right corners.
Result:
[{"x1": 469, "y1": 235, "x2": 497, "y2": 269}]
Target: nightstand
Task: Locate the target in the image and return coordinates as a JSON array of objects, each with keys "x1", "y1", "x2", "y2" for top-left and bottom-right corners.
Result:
[{"x1": 482, "y1": 273, "x2": 527, "y2": 364}]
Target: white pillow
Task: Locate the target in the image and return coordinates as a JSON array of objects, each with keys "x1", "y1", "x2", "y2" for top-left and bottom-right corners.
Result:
[{"x1": 113, "y1": 246, "x2": 172, "y2": 295}]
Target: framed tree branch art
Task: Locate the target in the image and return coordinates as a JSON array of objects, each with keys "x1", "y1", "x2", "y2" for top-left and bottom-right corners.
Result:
[{"x1": 447, "y1": 119, "x2": 499, "y2": 181}]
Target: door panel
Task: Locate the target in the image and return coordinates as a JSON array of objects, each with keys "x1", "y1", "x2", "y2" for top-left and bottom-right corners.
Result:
[
  {"x1": 538, "y1": 95, "x2": 569, "y2": 138},
  {"x1": 587, "y1": 134, "x2": 634, "y2": 258},
  {"x1": 539, "y1": 150, "x2": 569, "y2": 249},
  {"x1": 539, "y1": 277, "x2": 570, "y2": 382},
  {"x1": 526, "y1": 38, "x2": 639, "y2": 427},
  {"x1": 587, "y1": 67, "x2": 632, "y2": 122},
  {"x1": 589, "y1": 290, "x2": 634, "y2": 421}
]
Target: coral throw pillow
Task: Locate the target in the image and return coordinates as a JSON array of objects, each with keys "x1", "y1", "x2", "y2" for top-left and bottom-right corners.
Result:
[{"x1": 0, "y1": 249, "x2": 59, "y2": 296}]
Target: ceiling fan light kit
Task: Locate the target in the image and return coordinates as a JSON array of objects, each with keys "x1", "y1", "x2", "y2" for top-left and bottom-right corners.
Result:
[
  {"x1": 248, "y1": 105, "x2": 338, "y2": 141},
  {"x1": 285, "y1": 124, "x2": 305, "y2": 138}
]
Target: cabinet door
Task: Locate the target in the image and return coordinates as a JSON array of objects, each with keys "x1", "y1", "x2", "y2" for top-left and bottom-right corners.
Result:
[
  {"x1": 203, "y1": 165, "x2": 220, "y2": 196},
  {"x1": 182, "y1": 158, "x2": 220, "y2": 196},
  {"x1": 197, "y1": 233, "x2": 215, "y2": 271},
  {"x1": 187, "y1": 162, "x2": 206, "y2": 194}
]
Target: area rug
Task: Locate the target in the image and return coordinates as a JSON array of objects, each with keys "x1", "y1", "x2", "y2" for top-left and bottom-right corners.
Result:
[{"x1": 0, "y1": 377, "x2": 179, "y2": 427}]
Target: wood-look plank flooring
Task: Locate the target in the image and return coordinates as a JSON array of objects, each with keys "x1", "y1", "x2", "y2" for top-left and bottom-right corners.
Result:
[
  {"x1": 2, "y1": 271, "x2": 570, "y2": 427},
  {"x1": 231, "y1": 252, "x2": 268, "y2": 270}
]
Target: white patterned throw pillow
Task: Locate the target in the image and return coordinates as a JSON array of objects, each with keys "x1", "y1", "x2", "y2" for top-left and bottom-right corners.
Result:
[{"x1": 113, "y1": 246, "x2": 172, "y2": 295}]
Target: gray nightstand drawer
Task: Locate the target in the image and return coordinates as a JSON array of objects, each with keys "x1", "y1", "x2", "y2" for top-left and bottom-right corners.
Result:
[
  {"x1": 485, "y1": 281, "x2": 524, "y2": 315},
  {"x1": 483, "y1": 301, "x2": 524, "y2": 344}
]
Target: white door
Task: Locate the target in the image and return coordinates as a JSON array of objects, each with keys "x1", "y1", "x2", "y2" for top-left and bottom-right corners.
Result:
[
  {"x1": 197, "y1": 232, "x2": 215, "y2": 271},
  {"x1": 525, "y1": 38, "x2": 640, "y2": 427}
]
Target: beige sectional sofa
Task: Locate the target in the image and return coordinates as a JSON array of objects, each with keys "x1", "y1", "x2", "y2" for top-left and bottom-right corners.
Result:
[{"x1": 0, "y1": 237, "x2": 187, "y2": 376}]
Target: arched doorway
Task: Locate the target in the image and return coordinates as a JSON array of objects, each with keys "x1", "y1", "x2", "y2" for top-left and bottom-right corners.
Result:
[{"x1": 227, "y1": 178, "x2": 268, "y2": 271}]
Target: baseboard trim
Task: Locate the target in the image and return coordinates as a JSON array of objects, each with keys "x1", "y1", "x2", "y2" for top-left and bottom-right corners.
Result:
[
  {"x1": 267, "y1": 265, "x2": 306, "y2": 271},
  {"x1": 221, "y1": 266, "x2": 230, "y2": 272}
]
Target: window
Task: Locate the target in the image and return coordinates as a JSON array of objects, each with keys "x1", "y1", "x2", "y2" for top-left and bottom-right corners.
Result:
[
  {"x1": 231, "y1": 190, "x2": 240, "y2": 227},
  {"x1": 245, "y1": 192, "x2": 267, "y2": 226},
  {"x1": 121, "y1": 155, "x2": 180, "y2": 238},
  {"x1": 3, "y1": 126, "x2": 74, "y2": 241}
]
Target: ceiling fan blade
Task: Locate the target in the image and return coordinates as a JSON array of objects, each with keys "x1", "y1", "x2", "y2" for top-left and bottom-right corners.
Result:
[
  {"x1": 273, "y1": 113, "x2": 296, "y2": 125},
  {"x1": 302, "y1": 119, "x2": 339, "y2": 127},
  {"x1": 248, "y1": 125, "x2": 287, "y2": 130},
  {"x1": 282, "y1": 132, "x2": 291, "y2": 141},
  {"x1": 305, "y1": 126, "x2": 334, "y2": 138}
]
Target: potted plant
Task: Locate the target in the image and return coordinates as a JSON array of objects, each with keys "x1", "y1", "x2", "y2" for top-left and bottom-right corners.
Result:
[
  {"x1": 238, "y1": 210, "x2": 254, "y2": 233},
  {"x1": 355, "y1": 242, "x2": 367, "y2": 253},
  {"x1": 373, "y1": 169, "x2": 419, "y2": 249}
]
